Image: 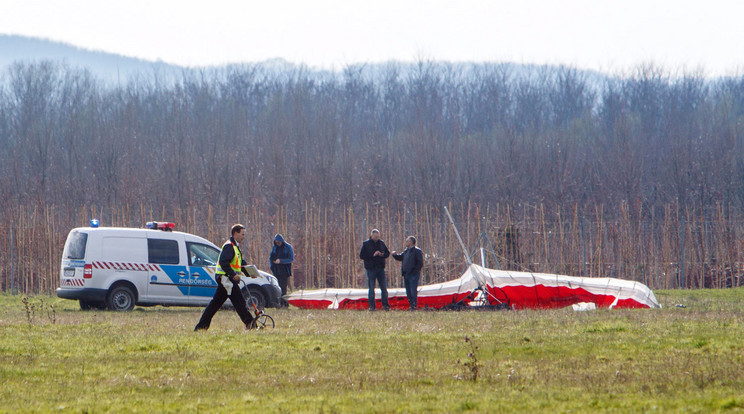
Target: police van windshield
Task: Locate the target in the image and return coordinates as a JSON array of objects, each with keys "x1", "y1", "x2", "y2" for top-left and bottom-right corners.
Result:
[
  {"x1": 63, "y1": 231, "x2": 88, "y2": 259},
  {"x1": 187, "y1": 243, "x2": 220, "y2": 267}
]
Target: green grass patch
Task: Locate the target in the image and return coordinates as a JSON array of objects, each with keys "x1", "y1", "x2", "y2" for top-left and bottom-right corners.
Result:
[{"x1": 1, "y1": 289, "x2": 744, "y2": 413}]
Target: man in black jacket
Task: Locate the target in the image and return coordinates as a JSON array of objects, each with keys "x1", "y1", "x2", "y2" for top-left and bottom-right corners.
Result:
[
  {"x1": 359, "y1": 229, "x2": 390, "y2": 311},
  {"x1": 392, "y1": 236, "x2": 424, "y2": 310},
  {"x1": 194, "y1": 224, "x2": 255, "y2": 330}
]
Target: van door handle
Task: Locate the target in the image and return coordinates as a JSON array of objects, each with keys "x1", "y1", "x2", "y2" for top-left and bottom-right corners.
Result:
[{"x1": 176, "y1": 271, "x2": 188, "y2": 277}]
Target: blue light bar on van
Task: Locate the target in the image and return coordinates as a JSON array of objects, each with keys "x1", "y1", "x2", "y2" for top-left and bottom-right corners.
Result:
[
  {"x1": 90, "y1": 219, "x2": 100, "y2": 228},
  {"x1": 146, "y1": 221, "x2": 175, "y2": 230}
]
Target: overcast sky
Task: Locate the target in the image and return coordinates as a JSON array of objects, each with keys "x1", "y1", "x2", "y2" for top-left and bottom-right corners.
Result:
[{"x1": 2, "y1": 0, "x2": 743, "y2": 76}]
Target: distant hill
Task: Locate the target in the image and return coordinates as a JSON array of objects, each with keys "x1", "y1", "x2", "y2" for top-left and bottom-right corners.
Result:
[
  {"x1": 0, "y1": 34, "x2": 611, "y2": 87},
  {"x1": 0, "y1": 35, "x2": 183, "y2": 84}
]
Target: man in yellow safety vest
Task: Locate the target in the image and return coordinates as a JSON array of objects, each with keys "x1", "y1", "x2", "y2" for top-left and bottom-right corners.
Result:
[{"x1": 194, "y1": 224, "x2": 255, "y2": 330}]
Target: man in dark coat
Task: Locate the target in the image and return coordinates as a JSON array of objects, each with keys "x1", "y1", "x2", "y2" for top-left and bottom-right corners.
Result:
[
  {"x1": 270, "y1": 233, "x2": 294, "y2": 307},
  {"x1": 392, "y1": 235, "x2": 424, "y2": 310},
  {"x1": 194, "y1": 224, "x2": 255, "y2": 330},
  {"x1": 359, "y1": 229, "x2": 390, "y2": 311}
]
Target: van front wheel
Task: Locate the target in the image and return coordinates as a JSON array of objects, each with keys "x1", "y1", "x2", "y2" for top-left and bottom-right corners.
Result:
[
  {"x1": 106, "y1": 285, "x2": 136, "y2": 311},
  {"x1": 244, "y1": 287, "x2": 266, "y2": 310}
]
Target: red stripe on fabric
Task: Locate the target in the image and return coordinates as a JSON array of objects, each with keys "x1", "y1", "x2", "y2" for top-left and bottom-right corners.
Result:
[
  {"x1": 286, "y1": 299, "x2": 333, "y2": 310},
  {"x1": 288, "y1": 291, "x2": 475, "y2": 311},
  {"x1": 288, "y1": 284, "x2": 651, "y2": 311}
]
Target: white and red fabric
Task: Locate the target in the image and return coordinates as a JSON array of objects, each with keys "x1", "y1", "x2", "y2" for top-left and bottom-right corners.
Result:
[{"x1": 285, "y1": 264, "x2": 660, "y2": 310}]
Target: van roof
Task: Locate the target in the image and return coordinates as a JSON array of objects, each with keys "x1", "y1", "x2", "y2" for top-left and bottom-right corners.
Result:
[{"x1": 70, "y1": 227, "x2": 216, "y2": 246}]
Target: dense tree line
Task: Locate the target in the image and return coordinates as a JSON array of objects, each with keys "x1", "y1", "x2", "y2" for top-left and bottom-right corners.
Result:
[{"x1": 0, "y1": 60, "x2": 743, "y2": 219}]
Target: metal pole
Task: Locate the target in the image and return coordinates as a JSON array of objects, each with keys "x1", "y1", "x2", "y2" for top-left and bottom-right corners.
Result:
[
  {"x1": 10, "y1": 221, "x2": 15, "y2": 295},
  {"x1": 444, "y1": 206, "x2": 472, "y2": 267},
  {"x1": 581, "y1": 214, "x2": 587, "y2": 277},
  {"x1": 679, "y1": 214, "x2": 685, "y2": 289},
  {"x1": 481, "y1": 217, "x2": 487, "y2": 268},
  {"x1": 444, "y1": 206, "x2": 500, "y2": 303},
  {"x1": 482, "y1": 231, "x2": 502, "y2": 270}
]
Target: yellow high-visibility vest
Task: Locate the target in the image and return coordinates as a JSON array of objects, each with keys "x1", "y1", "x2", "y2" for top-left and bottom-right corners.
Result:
[{"x1": 215, "y1": 240, "x2": 242, "y2": 276}]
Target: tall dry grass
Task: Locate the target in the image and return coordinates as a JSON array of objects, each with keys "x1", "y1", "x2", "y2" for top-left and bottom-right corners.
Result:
[{"x1": 1, "y1": 201, "x2": 742, "y2": 294}]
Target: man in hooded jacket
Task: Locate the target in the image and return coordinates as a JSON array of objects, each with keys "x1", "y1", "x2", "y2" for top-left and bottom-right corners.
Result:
[{"x1": 270, "y1": 234, "x2": 294, "y2": 306}]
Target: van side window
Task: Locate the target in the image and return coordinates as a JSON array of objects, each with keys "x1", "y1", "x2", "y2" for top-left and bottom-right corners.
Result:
[
  {"x1": 148, "y1": 239, "x2": 180, "y2": 264},
  {"x1": 187, "y1": 243, "x2": 220, "y2": 267}
]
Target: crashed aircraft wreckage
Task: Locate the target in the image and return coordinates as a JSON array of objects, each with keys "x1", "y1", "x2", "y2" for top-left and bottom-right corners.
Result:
[
  {"x1": 286, "y1": 207, "x2": 660, "y2": 311},
  {"x1": 285, "y1": 263, "x2": 660, "y2": 310}
]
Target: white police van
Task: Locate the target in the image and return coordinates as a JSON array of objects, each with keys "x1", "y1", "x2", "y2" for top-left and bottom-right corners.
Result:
[{"x1": 56, "y1": 220, "x2": 282, "y2": 311}]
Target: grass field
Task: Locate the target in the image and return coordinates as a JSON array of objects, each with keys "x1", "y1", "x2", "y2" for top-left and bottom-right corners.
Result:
[{"x1": 1, "y1": 290, "x2": 744, "y2": 413}]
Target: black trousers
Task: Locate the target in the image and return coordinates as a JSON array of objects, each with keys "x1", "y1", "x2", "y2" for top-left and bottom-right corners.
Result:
[
  {"x1": 404, "y1": 273, "x2": 421, "y2": 310},
  {"x1": 194, "y1": 277, "x2": 254, "y2": 330},
  {"x1": 275, "y1": 274, "x2": 290, "y2": 307}
]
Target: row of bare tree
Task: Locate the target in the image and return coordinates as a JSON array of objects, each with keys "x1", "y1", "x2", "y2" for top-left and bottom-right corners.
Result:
[
  {"x1": 1, "y1": 201, "x2": 741, "y2": 294},
  {"x1": 1, "y1": 61, "x2": 743, "y2": 214}
]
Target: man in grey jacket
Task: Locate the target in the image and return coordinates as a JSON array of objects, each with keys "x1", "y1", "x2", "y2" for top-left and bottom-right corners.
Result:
[{"x1": 392, "y1": 236, "x2": 424, "y2": 310}]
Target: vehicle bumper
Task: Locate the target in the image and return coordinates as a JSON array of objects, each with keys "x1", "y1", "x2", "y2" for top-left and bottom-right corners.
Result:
[{"x1": 56, "y1": 287, "x2": 108, "y2": 302}]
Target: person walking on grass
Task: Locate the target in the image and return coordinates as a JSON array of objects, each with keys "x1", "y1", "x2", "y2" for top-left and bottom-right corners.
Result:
[
  {"x1": 392, "y1": 236, "x2": 424, "y2": 311},
  {"x1": 359, "y1": 229, "x2": 390, "y2": 311},
  {"x1": 270, "y1": 233, "x2": 294, "y2": 307},
  {"x1": 194, "y1": 224, "x2": 255, "y2": 331}
]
